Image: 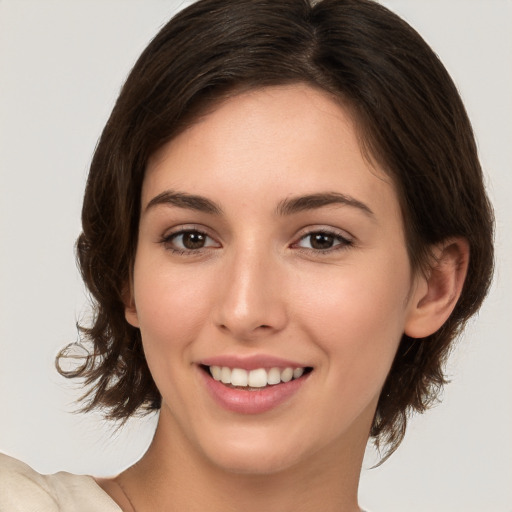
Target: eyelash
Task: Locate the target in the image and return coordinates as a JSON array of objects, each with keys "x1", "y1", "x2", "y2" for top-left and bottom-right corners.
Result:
[
  {"x1": 292, "y1": 229, "x2": 354, "y2": 254},
  {"x1": 160, "y1": 228, "x2": 219, "y2": 256},
  {"x1": 160, "y1": 227, "x2": 354, "y2": 256}
]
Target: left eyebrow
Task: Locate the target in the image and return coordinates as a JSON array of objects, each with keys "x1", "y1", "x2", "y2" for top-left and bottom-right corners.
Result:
[{"x1": 276, "y1": 192, "x2": 375, "y2": 218}]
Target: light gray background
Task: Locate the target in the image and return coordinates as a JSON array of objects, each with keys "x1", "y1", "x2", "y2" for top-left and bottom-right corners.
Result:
[{"x1": 0, "y1": 1, "x2": 510, "y2": 510}]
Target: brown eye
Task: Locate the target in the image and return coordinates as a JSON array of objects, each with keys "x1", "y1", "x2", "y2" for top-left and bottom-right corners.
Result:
[
  {"x1": 309, "y1": 233, "x2": 335, "y2": 250},
  {"x1": 295, "y1": 230, "x2": 352, "y2": 252},
  {"x1": 165, "y1": 230, "x2": 219, "y2": 252},
  {"x1": 181, "y1": 231, "x2": 207, "y2": 249}
]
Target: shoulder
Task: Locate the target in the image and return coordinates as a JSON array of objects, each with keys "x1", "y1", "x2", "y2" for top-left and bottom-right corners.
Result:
[
  {"x1": 0, "y1": 453, "x2": 121, "y2": 512},
  {"x1": 0, "y1": 453, "x2": 60, "y2": 511}
]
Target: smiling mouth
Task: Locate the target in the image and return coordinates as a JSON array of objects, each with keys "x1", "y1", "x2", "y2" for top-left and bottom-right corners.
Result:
[{"x1": 201, "y1": 365, "x2": 313, "y2": 390}]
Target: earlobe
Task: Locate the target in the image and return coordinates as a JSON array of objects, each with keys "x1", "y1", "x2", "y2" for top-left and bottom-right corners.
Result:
[
  {"x1": 125, "y1": 303, "x2": 140, "y2": 328},
  {"x1": 122, "y1": 282, "x2": 140, "y2": 328},
  {"x1": 405, "y1": 238, "x2": 469, "y2": 339}
]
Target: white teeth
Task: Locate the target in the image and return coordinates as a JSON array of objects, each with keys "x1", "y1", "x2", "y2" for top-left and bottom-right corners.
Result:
[
  {"x1": 230, "y1": 368, "x2": 248, "y2": 386},
  {"x1": 248, "y1": 368, "x2": 267, "y2": 388},
  {"x1": 208, "y1": 365, "x2": 307, "y2": 387},
  {"x1": 220, "y1": 366, "x2": 231, "y2": 384},
  {"x1": 293, "y1": 367, "x2": 304, "y2": 379},
  {"x1": 267, "y1": 367, "x2": 281, "y2": 385},
  {"x1": 281, "y1": 367, "x2": 294, "y2": 383},
  {"x1": 210, "y1": 365, "x2": 222, "y2": 381}
]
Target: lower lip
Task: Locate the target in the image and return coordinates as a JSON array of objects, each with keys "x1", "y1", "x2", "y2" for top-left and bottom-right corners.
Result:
[{"x1": 199, "y1": 368, "x2": 310, "y2": 415}]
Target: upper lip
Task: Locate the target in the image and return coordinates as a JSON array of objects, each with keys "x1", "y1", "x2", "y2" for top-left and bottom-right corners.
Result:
[{"x1": 198, "y1": 354, "x2": 310, "y2": 371}]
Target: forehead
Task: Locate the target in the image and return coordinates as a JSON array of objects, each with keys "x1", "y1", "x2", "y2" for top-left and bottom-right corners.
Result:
[{"x1": 143, "y1": 84, "x2": 398, "y2": 222}]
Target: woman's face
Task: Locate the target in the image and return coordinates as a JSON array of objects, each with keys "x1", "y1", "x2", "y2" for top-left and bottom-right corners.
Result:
[{"x1": 127, "y1": 84, "x2": 424, "y2": 474}]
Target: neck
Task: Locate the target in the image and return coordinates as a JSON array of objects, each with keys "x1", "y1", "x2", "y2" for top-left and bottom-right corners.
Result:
[{"x1": 114, "y1": 406, "x2": 369, "y2": 512}]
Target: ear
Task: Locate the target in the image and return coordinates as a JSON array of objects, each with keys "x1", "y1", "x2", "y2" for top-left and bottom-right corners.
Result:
[
  {"x1": 405, "y1": 238, "x2": 469, "y2": 338},
  {"x1": 122, "y1": 281, "x2": 140, "y2": 328}
]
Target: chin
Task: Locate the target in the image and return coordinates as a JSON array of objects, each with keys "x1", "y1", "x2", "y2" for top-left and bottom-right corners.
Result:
[
  {"x1": 209, "y1": 446, "x2": 305, "y2": 476},
  {"x1": 194, "y1": 425, "x2": 310, "y2": 476}
]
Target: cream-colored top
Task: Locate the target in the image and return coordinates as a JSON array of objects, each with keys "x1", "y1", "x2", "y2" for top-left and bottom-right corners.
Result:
[{"x1": 0, "y1": 453, "x2": 121, "y2": 511}]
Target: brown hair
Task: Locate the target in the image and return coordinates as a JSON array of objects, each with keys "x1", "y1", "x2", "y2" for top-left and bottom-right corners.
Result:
[{"x1": 57, "y1": 0, "x2": 494, "y2": 458}]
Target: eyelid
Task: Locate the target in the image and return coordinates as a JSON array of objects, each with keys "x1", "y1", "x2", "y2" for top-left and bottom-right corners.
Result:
[
  {"x1": 291, "y1": 226, "x2": 355, "y2": 252},
  {"x1": 160, "y1": 225, "x2": 222, "y2": 253}
]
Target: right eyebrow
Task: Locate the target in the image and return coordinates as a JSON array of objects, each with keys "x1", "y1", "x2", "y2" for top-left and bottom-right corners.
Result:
[{"x1": 144, "y1": 190, "x2": 223, "y2": 215}]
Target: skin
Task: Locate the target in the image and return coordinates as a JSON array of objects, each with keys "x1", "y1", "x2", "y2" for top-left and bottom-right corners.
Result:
[{"x1": 97, "y1": 84, "x2": 468, "y2": 512}]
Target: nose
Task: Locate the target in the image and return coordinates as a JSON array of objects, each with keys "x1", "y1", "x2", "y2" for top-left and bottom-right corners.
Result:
[{"x1": 213, "y1": 244, "x2": 288, "y2": 341}]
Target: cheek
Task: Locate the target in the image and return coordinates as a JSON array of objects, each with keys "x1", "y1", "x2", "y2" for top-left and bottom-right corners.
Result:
[
  {"x1": 131, "y1": 264, "x2": 217, "y2": 412},
  {"x1": 295, "y1": 257, "x2": 411, "y2": 391},
  {"x1": 132, "y1": 263, "x2": 213, "y2": 358}
]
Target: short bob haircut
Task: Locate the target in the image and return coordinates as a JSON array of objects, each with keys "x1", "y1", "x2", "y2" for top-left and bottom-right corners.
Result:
[{"x1": 58, "y1": 0, "x2": 494, "y2": 458}]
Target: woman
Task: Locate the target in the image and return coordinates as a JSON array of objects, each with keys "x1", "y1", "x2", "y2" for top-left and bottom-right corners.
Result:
[{"x1": 0, "y1": 0, "x2": 495, "y2": 510}]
